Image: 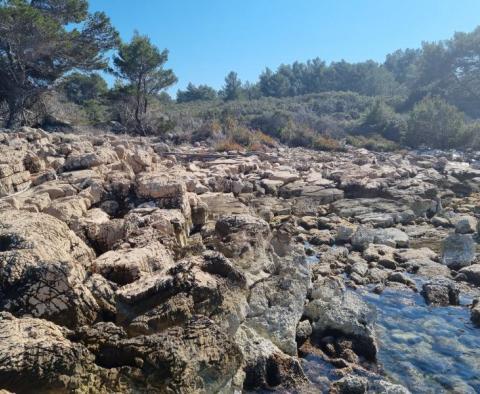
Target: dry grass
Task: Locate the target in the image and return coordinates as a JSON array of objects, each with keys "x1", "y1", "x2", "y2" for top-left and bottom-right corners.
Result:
[{"x1": 214, "y1": 138, "x2": 244, "y2": 152}]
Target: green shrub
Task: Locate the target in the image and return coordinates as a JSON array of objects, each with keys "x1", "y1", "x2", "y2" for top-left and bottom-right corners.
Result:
[
  {"x1": 404, "y1": 96, "x2": 465, "y2": 148},
  {"x1": 311, "y1": 135, "x2": 344, "y2": 151},
  {"x1": 357, "y1": 100, "x2": 406, "y2": 142},
  {"x1": 346, "y1": 134, "x2": 399, "y2": 151}
]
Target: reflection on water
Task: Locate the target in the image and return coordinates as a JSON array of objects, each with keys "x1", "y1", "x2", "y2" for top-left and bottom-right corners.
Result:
[{"x1": 358, "y1": 286, "x2": 480, "y2": 394}]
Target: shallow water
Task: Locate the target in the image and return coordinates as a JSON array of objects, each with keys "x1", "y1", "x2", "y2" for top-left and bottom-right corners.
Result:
[
  {"x1": 358, "y1": 285, "x2": 480, "y2": 393},
  {"x1": 302, "y1": 242, "x2": 480, "y2": 393}
]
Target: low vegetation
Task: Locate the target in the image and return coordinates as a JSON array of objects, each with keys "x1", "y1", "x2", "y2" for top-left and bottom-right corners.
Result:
[{"x1": 1, "y1": 0, "x2": 480, "y2": 151}]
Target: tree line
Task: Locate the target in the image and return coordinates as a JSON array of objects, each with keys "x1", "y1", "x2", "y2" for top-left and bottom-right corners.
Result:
[
  {"x1": 1, "y1": 0, "x2": 480, "y2": 149},
  {"x1": 179, "y1": 26, "x2": 480, "y2": 120}
]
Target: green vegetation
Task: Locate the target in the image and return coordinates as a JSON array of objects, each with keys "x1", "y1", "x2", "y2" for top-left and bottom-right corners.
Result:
[
  {"x1": 111, "y1": 32, "x2": 177, "y2": 134},
  {"x1": 0, "y1": 0, "x2": 118, "y2": 126},
  {"x1": 177, "y1": 83, "x2": 217, "y2": 103},
  {"x1": 1, "y1": 0, "x2": 480, "y2": 151}
]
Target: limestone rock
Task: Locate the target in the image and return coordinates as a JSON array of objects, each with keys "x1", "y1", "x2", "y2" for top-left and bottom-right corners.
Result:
[
  {"x1": 93, "y1": 242, "x2": 173, "y2": 285},
  {"x1": 441, "y1": 233, "x2": 476, "y2": 269},
  {"x1": 246, "y1": 249, "x2": 310, "y2": 355},
  {"x1": 421, "y1": 278, "x2": 460, "y2": 306},
  {"x1": 304, "y1": 289, "x2": 377, "y2": 360},
  {"x1": 457, "y1": 264, "x2": 480, "y2": 286}
]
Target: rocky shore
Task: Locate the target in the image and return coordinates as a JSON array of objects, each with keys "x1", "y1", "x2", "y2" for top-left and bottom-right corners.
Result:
[{"x1": 0, "y1": 127, "x2": 479, "y2": 393}]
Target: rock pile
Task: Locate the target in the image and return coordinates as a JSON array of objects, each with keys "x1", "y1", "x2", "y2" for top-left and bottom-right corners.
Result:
[{"x1": 0, "y1": 127, "x2": 479, "y2": 392}]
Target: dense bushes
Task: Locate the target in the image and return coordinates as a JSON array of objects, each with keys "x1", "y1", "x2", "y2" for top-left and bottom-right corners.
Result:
[
  {"x1": 356, "y1": 100, "x2": 406, "y2": 142},
  {"x1": 404, "y1": 96, "x2": 466, "y2": 149},
  {"x1": 346, "y1": 134, "x2": 399, "y2": 152}
]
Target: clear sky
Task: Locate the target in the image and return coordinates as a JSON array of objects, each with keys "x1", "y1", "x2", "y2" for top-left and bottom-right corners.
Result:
[{"x1": 88, "y1": 0, "x2": 480, "y2": 93}]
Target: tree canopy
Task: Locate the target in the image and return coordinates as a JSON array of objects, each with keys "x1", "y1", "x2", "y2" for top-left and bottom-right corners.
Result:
[
  {"x1": 112, "y1": 32, "x2": 177, "y2": 133},
  {"x1": 221, "y1": 71, "x2": 242, "y2": 101},
  {"x1": 177, "y1": 83, "x2": 217, "y2": 103},
  {"x1": 0, "y1": 0, "x2": 118, "y2": 126},
  {"x1": 60, "y1": 72, "x2": 108, "y2": 105}
]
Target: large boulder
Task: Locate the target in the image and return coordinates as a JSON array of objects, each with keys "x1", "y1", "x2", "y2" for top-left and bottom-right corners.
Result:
[
  {"x1": 304, "y1": 286, "x2": 377, "y2": 360},
  {"x1": 441, "y1": 233, "x2": 476, "y2": 270},
  {"x1": 0, "y1": 210, "x2": 94, "y2": 288},
  {"x1": 0, "y1": 313, "x2": 101, "y2": 393},
  {"x1": 0, "y1": 260, "x2": 99, "y2": 328},
  {"x1": 116, "y1": 251, "x2": 248, "y2": 336},
  {"x1": 207, "y1": 214, "x2": 272, "y2": 284},
  {"x1": 0, "y1": 210, "x2": 98, "y2": 328},
  {"x1": 98, "y1": 316, "x2": 244, "y2": 393},
  {"x1": 246, "y1": 248, "x2": 311, "y2": 355}
]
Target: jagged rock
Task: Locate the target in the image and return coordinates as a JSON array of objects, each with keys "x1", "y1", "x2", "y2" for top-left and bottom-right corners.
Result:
[
  {"x1": 71, "y1": 208, "x2": 125, "y2": 253},
  {"x1": 0, "y1": 312, "x2": 103, "y2": 393},
  {"x1": 44, "y1": 195, "x2": 91, "y2": 224},
  {"x1": 99, "y1": 315, "x2": 243, "y2": 393},
  {"x1": 352, "y1": 226, "x2": 409, "y2": 251},
  {"x1": 336, "y1": 224, "x2": 357, "y2": 243},
  {"x1": 331, "y1": 375, "x2": 368, "y2": 394},
  {"x1": 331, "y1": 375, "x2": 411, "y2": 394},
  {"x1": 1, "y1": 259, "x2": 100, "y2": 328},
  {"x1": 363, "y1": 244, "x2": 397, "y2": 269},
  {"x1": 208, "y1": 213, "x2": 272, "y2": 284},
  {"x1": 123, "y1": 207, "x2": 190, "y2": 248},
  {"x1": 92, "y1": 242, "x2": 173, "y2": 285},
  {"x1": 332, "y1": 198, "x2": 415, "y2": 226},
  {"x1": 136, "y1": 172, "x2": 186, "y2": 199},
  {"x1": 388, "y1": 272, "x2": 415, "y2": 288},
  {"x1": 85, "y1": 274, "x2": 117, "y2": 319},
  {"x1": 0, "y1": 210, "x2": 99, "y2": 328},
  {"x1": 296, "y1": 320, "x2": 313, "y2": 342},
  {"x1": 235, "y1": 325, "x2": 309, "y2": 392},
  {"x1": 0, "y1": 210, "x2": 94, "y2": 289},
  {"x1": 63, "y1": 149, "x2": 118, "y2": 171},
  {"x1": 116, "y1": 251, "x2": 248, "y2": 336}
]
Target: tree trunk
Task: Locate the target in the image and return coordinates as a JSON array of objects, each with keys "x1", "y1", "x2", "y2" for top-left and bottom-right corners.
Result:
[{"x1": 5, "y1": 99, "x2": 18, "y2": 128}]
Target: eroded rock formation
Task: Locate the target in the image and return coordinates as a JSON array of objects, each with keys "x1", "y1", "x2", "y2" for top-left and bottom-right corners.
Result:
[{"x1": 0, "y1": 126, "x2": 480, "y2": 393}]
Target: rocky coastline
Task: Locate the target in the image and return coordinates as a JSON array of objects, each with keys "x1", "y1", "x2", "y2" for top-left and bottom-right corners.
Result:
[{"x1": 0, "y1": 127, "x2": 479, "y2": 393}]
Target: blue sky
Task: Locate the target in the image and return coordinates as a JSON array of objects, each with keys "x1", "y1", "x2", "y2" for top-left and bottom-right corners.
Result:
[{"x1": 89, "y1": 0, "x2": 480, "y2": 94}]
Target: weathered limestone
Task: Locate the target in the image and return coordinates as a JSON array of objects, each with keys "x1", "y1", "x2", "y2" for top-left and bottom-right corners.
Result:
[{"x1": 0, "y1": 128, "x2": 478, "y2": 393}]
